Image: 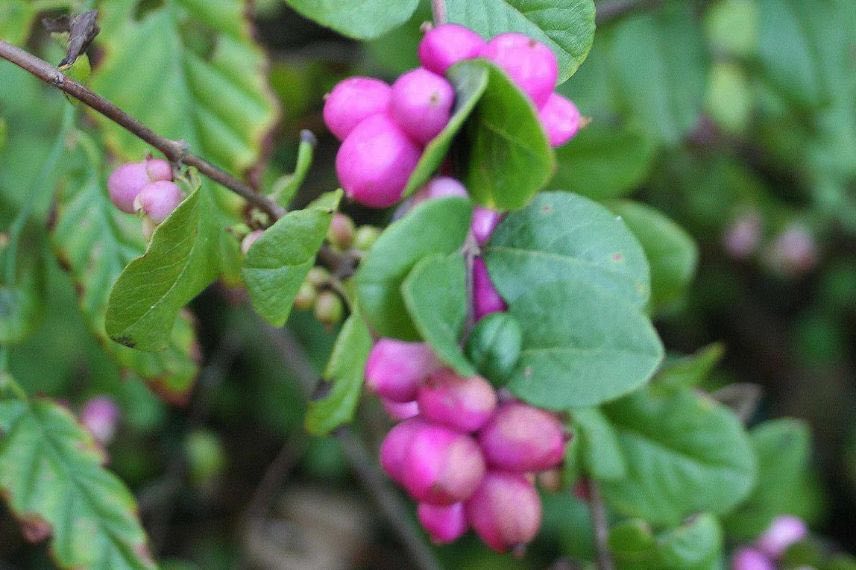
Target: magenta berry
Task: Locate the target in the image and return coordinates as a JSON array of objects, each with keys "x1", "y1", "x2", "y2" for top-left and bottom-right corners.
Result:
[
  {"x1": 538, "y1": 93, "x2": 582, "y2": 147},
  {"x1": 481, "y1": 33, "x2": 558, "y2": 108},
  {"x1": 382, "y1": 398, "x2": 420, "y2": 421},
  {"x1": 336, "y1": 114, "x2": 422, "y2": 208},
  {"x1": 402, "y1": 423, "x2": 486, "y2": 505},
  {"x1": 417, "y1": 369, "x2": 497, "y2": 432},
  {"x1": 731, "y1": 547, "x2": 775, "y2": 570},
  {"x1": 80, "y1": 396, "x2": 120, "y2": 445},
  {"x1": 756, "y1": 515, "x2": 807, "y2": 559},
  {"x1": 364, "y1": 339, "x2": 440, "y2": 402},
  {"x1": 472, "y1": 257, "x2": 507, "y2": 320},
  {"x1": 470, "y1": 207, "x2": 502, "y2": 247},
  {"x1": 134, "y1": 180, "x2": 183, "y2": 224},
  {"x1": 418, "y1": 502, "x2": 468, "y2": 544},
  {"x1": 465, "y1": 471, "x2": 542, "y2": 553},
  {"x1": 144, "y1": 157, "x2": 173, "y2": 182},
  {"x1": 390, "y1": 68, "x2": 455, "y2": 144},
  {"x1": 418, "y1": 23, "x2": 486, "y2": 75},
  {"x1": 323, "y1": 77, "x2": 392, "y2": 141},
  {"x1": 478, "y1": 402, "x2": 566, "y2": 472},
  {"x1": 380, "y1": 418, "x2": 427, "y2": 484}
]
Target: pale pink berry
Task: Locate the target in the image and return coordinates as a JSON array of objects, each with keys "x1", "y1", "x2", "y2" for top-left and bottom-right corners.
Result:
[
  {"x1": 470, "y1": 207, "x2": 502, "y2": 246},
  {"x1": 380, "y1": 418, "x2": 427, "y2": 484},
  {"x1": 481, "y1": 33, "x2": 558, "y2": 108},
  {"x1": 417, "y1": 369, "x2": 497, "y2": 432},
  {"x1": 415, "y1": 176, "x2": 468, "y2": 202},
  {"x1": 756, "y1": 515, "x2": 808, "y2": 559},
  {"x1": 323, "y1": 77, "x2": 392, "y2": 141},
  {"x1": 382, "y1": 398, "x2": 420, "y2": 421},
  {"x1": 80, "y1": 396, "x2": 120, "y2": 445},
  {"x1": 134, "y1": 180, "x2": 183, "y2": 224},
  {"x1": 723, "y1": 212, "x2": 762, "y2": 260},
  {"x1": 336, "y1": 114, "x2": 422, "y2": 208},
  {"x1": 107, "y1": 158, "x2": 172, "y2": 213},
  {"x1": 144, "y1": 157, "x2": 173, "y2": 182},
  {"x1": 731, "y1": 547, "x2": 775, "y2": 570},
  {"x1": 478, "y1": 402, "x2": 566, "y2": 472},
  {"x1": 418, "y1": 502, "x2": 468, "y2": 544},
  {"x1": 390, "y1": 68, "x2": 455, "y2": 144},
  {"x1": 466, "y1": 471, "x2": 542, "y2": 553},
  {"x1": 403, "y1": 423, "x2": 486, "y2": 505},
  {"x1": 765, "y1": 224, "x2": 817, "y2": 276},
  {"x1": 472, "y1": 258, "x2": 507, "y2": 320},
  {"x1": 538, "y1": 93, "x2": 582, "y2": 147},
  {"x1": 418, "y1": 23, "x2": 486, "y2": 75},
  {"x1": 364, "y1": 339, "x2": 440, "y2": 402},
  {"x1": 241, "y1": 229, "x2": 264, "y2": 255}
]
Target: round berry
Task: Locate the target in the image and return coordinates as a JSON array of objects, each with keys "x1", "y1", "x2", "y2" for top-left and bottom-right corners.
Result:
[
  {"x1": 731, "y1": 547, "x2": 775, "y2": 570},
  {"x1": 314, "y1": 291, "x2": 344, "y2": 326},
  {"x1": 756, "y1": 515, "x2": 808, "y2": 559},
  {"x1": 80, "y1": 396, "x2": 120, "y2": 446},
  {"x1": 352, "y1": 225, "x2": 381, "y2": 251},
  {"x1": 134, "y1": 180, "x2": 182, "y2": 224},
  {"x1": 418, "y1": 23, "x2": 486, "y2": 75},
  {"x1": 381, "y1": 398, "x2": 420, "y2": 421},
  {"x1": 418, "y1": 502, "x2": 468, "y2": 544},
  {"x1": 364, "y1": 339, "x2": 440, "y2": 402},
  {"x1": 323, "y1": 77, "x2": 392, "y2": 141},
  {"x1": 380, "y1": 418, "x2": 427, "y2": 484},
  {"x1": 417, "y1": 369, "x2": 497, "y2": 432},
  {"x1": 390, "y1": 68, "x2": 455, "y2": 144},
  {"x1": 477, "y1": 402, "x2": 566, "y2": 472},
  {"x1": 470, "y1": 206, "x2": 502, "y2": 246},
  {"x1": 293, "y1": 282, "x2": 317, "y2": 310},
  {"x1": 465, "y1": 471, "x2": 542, "y2": 553},
  {"x1": 327, "y1": 212, "x2": 355, "y2": 250},
  {"x1": 472, "y1": 257, "x2": 507, "y2": 320},
  {"x1": 336, "y1": 114, "x2": 422, "y2": 208},
  {"x1": 108, "y1": 162, "x2": 150, "y2": 213},
  {"x1": 481, "y1": 33, "x2": 558, "y2": 108},
  {"x1": 144, "y1": 157, "x2": 173, "y2": 182},
  {"x1": 538, "y1": 93, "x2": 582, "y2": 147},
  {"x1": 414, "y1": 176, "x2": 468, "y2": 203}
]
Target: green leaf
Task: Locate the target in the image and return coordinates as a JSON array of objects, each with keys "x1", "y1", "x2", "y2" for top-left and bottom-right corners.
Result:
[
  {"x1": 464, "y1": 312, "x2": 523, "y2": 384},
  {"x1": 485, "y1": 192, "x2": 650, "y2": 307},
  {"x1": 53, "y1": 141, "x2": 199, "y2": 402},
  {"x1": 551, "y1": 123, "x2": 657, "y2": 200},
  {"x1": 0, "y1": 1, "x2": 39, "y2": 46},
  {"x1": 457, "y1": 60, "x2": 555, "y2": 210},
  {"x1": 601, "y1": 387, "x2": 757, "y2": 526},
  {"x1": 402, "y1": 253, "x2": 474, "y2": 377},
  {"x1": 652, "y1": 343, "x2": 725, "y2": 394},
  {"x1": 610, "y1": 514, "x2": 723, "y2": 570},
  {"x1": 607, "y1": 3, "x2": 708, "y2": 146},
  {"x1": 0, "y1": 239, "x2": 45, "y2": 345},
  {"x1": 283, "y1": 0, "x2": 419, "y2": 40},
  {"x1": 446, "y1": 0, "x2": 596, "y2": 82},
  {"x1": 402, "y1": 61, "x2": 489, "y2": 197},
  {"x1": 724, "y1": 419, "x2": 824, "y2": 539},
  {"x1": 607, "y1": 200, "x2": 698, "y2": 313},
  {"x1": 356, "y1": 197, "x2": 473, "y2": 339},
  {"x1": 242, "y1": 191, "x2": 342, "y2": 327},
  {"x1": 573, "y1": 407, "x2": 626, "y2": 481},
  {"x1": 503, "y1": 277, "x2": 663, "y2": 409},
  {"x1": 305, "y1": 307, "x2": 373, "y2": 435},
  {"x1": 90, "y1": 0, "x2": 278, "y2": 173},
  {"x1": 0, "y1": 392, "x2": 155, "y2": 569},
  {"x1": 106, "y1": 186, "x2": 219, "y2": 351}
]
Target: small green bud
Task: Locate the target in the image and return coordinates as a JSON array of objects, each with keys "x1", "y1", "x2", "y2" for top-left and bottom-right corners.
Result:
[
  {"x1": 352, "y1": 225, "x2": 381, "y2": 252},
  {"x1": 465, "y1": 313, "x2": 523, "y2": 385},
  {"x1": 306, "y1": 266, "x2": 330, "y2": 287},
  {"x1": 327, "y1": 212, "x2": 356, "y2": 250},
  {"x1": 184, "y1": 429, "x2": 226, "y2": 486},
  {"x1": 314, "y1": 290, "x2": 344, "y2": 326},
  {"x1": 293, "y1": 282, "x2": 317, "y2": 310}
]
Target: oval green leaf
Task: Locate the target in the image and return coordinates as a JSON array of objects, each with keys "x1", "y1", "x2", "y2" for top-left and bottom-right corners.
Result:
[{"x1": 284, "y1": 0, "x2": 420, "y2": 40}]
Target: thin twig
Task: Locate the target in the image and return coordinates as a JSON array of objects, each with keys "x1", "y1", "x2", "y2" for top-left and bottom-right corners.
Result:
[
  {"x1": 259, "y1": 320, "x2": 442, "y2": 570},
  {"x1": 588, "y1": 479, "x2": 614, "y2": 570},
  {"x1": 0, "y1": 40, "x2": 285, "y2": 220},
  {"x1": 431, "y1": 0, "x2": 447, "y2": 25},
  {"x1": 595, "y1": 0, "x2": 664, "y2": 25}
]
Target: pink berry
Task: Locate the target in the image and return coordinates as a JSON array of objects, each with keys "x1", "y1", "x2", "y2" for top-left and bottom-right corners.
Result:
[
  {"x1": 765, "y1": 224, "x2": 817, "y2": 276},
  {"x1": 418, "y1": 23, "x2": 486, "y2": 75},
  {"x1": 538, "y1": 93, "x2": 582, "y2": 147},
  {"x1": 364, "y1": 339, "x2": 440, "y2": 402},
  {"x1": 731, "y1": 547, "x2": 775, "y2": 570},
  {"x1": 415, "y1": 176, "x2": 468, "y2": 201},
  {"x1": 481, "y1": 33, "x2": 558, "y2": 108},
  {"x1": 472, "y1": 257, "x2": 507, "y2": 320},
  {"x1": 417, "y1": 369, "x2": 497, "y2": 432},
  {"x1": 144, "y1": 157, "x2": 173, "y2": 182},
  {"x1": 336, "y1": 114, "x2": 422, "y2": 208},
  {"x1": 108, "y1": 162, "x2": 150, "y2": 213},
  {"x1": 756, "y1": 515, "x2": 808, "y2": 559},
  {"x1": 466, "y1": 471, "x2": 542, "y2": 552},
  {"x1": 323, "y1": 77, "x2": 392, "y2": 141},
  {"x1": 134, "y1": 180, "x2": 183, "y2": 224},
  {"x1": 390, "y1": 68, "x2": 455, "y2": 144},
  {"x1": 382, "y1": 398, "x2": 420, "y2": 421},
  {"x1": 418, "y1": 502, "x2": 468, "y2": 544},
  {"x1": 723, "y1": 212, "x2": 762, "y2": 260},
  {"x1": 470, "y1": 207, "x2": 502, "y2": 246},
  {"x1": 478, "y1": 402, "x2": 566, "y2": 472},
  {"x1": 80, "y1": 396, "x2": 120, "y2": 445},
  {"x1": 380, "y1": 418, "x2": 427, "y2": 484},
  {"x1": 403, "y1": 423, "x2": 486, "y2": 505}
]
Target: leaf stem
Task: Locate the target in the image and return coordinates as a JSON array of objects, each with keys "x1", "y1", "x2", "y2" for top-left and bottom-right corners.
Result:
[
  {"x1": 589, "y1": 479, "x2": 615, "y2": 570},
  {"x1": 0, "y1": 40, "x2": 286, "y2": 220},
  {"x1": 431, "y1": 0, "x2": 447, "y2": 25}
]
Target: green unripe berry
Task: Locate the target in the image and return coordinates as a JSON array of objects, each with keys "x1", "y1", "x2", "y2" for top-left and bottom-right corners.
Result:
[
  {"x1": 352, "y1": 225, "x2": 381, "y2": 252},
  {"x1": 306, "y1": 266, "x2": 330, "y2": 287},
  {"x1": 293, "y1": 281, "x2": 317, "y2": 310},
  {"x1": 314, "y1": 290, "x2": 344, "y2": 326},
  {"x1": 327, "y1": 212, "x2": 355, "y2": 250},
  {"x1": 184, "y1": 429, "x2": 226, "y2": 486},
  {"x1": 465, "y1": 312, "x2": 523, "y2": 385}
]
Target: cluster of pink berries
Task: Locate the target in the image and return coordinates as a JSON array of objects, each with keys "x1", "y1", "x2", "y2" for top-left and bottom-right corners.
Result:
[
  {"x1": 324, "y1": 23, "x2": 582, "y2": 209},
  {"x1": 731, "y1": 516, "x2": 808, "y2": 570},
  {"x1": 107, "y1": 156, "x2": 183, "y2": 232},
  {"x1": 365, "y1": 335, "x2": 567, "y2": 552}
]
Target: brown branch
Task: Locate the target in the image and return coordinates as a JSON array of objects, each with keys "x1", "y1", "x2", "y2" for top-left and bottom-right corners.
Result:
[
  {"x1": 588, "y1": 479, "x2": 615, "y2": 570},
  {"x1": 0, "y1": 39, "x2": 286, "y2": 220},
  {"x1": 431, "y1": 0, "x2": 447, "y2": 25},
  {"x1": 595, "y1": 0, "x2": 664, "y2": 25}
]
